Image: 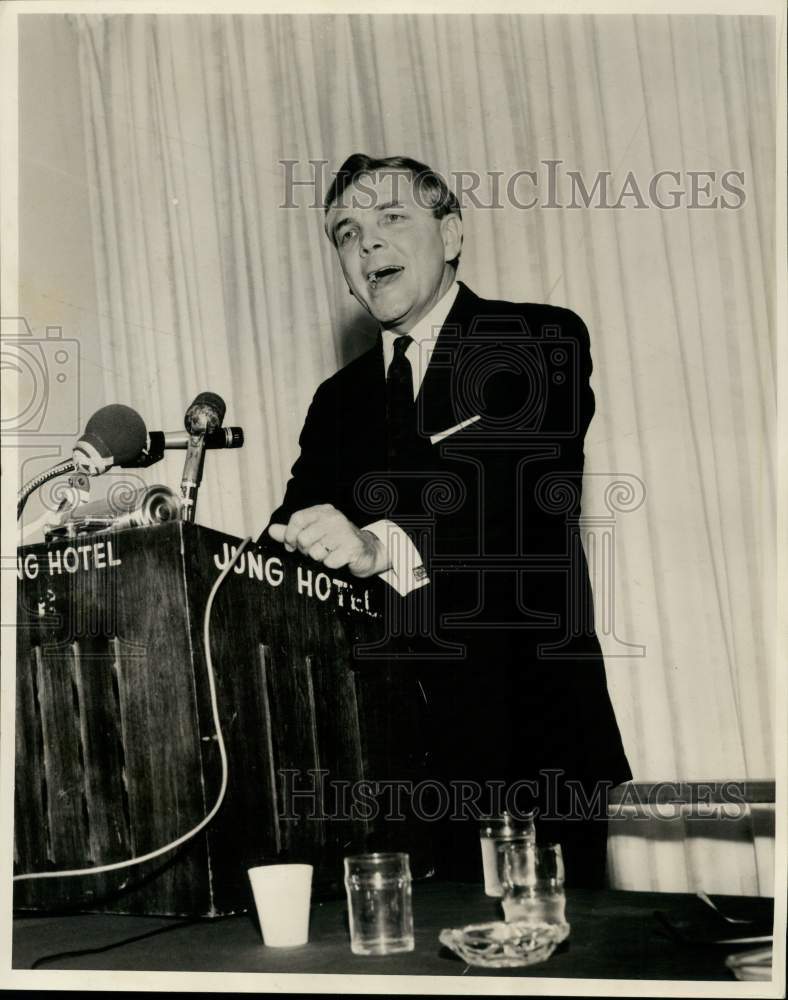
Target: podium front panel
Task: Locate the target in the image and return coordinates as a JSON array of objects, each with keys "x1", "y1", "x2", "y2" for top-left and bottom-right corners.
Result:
[{"x1": 14, "y1": 522, "x2": 432, "y2": 916}]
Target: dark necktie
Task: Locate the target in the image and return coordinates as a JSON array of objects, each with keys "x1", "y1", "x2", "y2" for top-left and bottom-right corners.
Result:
[{"x1": 386, "y1": 334, "x2": 414, "y2": 469}]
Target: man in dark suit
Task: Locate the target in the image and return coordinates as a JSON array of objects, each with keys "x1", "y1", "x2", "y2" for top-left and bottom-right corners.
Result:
[{"x1": 265, "y1": 153, "x2": 631, "y2": 887}]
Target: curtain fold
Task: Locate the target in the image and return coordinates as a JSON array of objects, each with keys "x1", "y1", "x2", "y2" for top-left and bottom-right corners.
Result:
[{"x1": 72, "y1": 12, "x2": 776, "y2": 894}]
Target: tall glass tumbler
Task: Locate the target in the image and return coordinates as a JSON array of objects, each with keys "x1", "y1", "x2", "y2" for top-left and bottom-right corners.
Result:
[
  {"x1": 479, "y1": 811, "x2": 536, "y2": 896},
  {"x1": 498, "y1": 842, "x2": 566, "y2": 925},
  {"x1": 343, "y1": 852, "x2": 415, "y2": 955}
]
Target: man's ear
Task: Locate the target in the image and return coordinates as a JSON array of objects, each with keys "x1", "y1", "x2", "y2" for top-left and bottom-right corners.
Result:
[{"x1": 441, "y1": 213, "x2": 463, "y2": 263}]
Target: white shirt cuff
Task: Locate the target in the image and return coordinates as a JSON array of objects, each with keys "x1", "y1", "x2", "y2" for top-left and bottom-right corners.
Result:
[{"x1": 363, "y1": 519, "x2": 430, "y2": 596}]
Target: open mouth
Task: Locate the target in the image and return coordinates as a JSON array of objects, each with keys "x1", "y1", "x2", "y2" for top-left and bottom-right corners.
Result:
[{"x1": 367, "y1": 265, "x2": 403, "y2": 289}]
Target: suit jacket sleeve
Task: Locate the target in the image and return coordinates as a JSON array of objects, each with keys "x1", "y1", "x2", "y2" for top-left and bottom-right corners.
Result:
[
  {"x1": 263, "y1": 375, "x2": 430, "y2": 594},
  {"x1": 262, "y1": 380, "x2": 339, "y2": 538}
]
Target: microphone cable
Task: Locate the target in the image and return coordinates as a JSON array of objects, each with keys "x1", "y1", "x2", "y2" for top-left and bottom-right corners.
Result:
[
  {"x1": 17, "y1": 459, "x2": 76, "y2": 520},
  {"x1": 13, "y1": 536, "x2": 252, "y2": 883}
]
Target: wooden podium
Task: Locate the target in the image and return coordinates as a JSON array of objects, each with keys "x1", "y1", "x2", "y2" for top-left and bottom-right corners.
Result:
[{"x1": 14, "y1": 522, "x2": 432, "y2": 916}]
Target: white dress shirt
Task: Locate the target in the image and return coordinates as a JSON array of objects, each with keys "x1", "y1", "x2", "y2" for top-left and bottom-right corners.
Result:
[{"x1": 364, "y1": 282, "x2": 459, "y2": 596}]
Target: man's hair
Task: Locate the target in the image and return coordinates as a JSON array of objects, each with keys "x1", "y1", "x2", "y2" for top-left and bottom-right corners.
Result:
[{"x1": 324, "y1": 153, "x2": 462, "y2": 269}]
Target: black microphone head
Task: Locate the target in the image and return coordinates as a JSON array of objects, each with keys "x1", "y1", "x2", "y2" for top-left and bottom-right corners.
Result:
[
  {"x1": 74, "y1": 404, "x2": 148, "y2": 475},
  {"x1": 184, "y1": 392, "x2": 226, "y2": 435}
]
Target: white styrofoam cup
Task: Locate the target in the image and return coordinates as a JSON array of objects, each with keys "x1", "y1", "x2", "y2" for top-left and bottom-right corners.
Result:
[{"x1": 247, "y1": 863, "x2": 313, "y2": 947}]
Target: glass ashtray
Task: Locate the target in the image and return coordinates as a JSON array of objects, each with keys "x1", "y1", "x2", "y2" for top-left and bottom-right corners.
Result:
[{"x1": 439, "y1": 919, "x2": 570, "y2": 969}]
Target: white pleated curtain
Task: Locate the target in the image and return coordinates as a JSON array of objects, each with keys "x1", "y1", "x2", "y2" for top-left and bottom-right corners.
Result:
[{"x1": 72, "y1": 13, "x2": 776, "y2": 894}]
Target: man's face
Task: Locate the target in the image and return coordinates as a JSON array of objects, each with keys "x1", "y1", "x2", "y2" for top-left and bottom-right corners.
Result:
[{"x1": 325, "y1": 172, "x2": 462, "y2": 333}]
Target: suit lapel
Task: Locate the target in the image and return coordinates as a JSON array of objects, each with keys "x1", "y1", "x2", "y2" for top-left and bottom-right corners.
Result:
[{"x1": 416, "y1": 281, "x2": 483, "y2": 440}]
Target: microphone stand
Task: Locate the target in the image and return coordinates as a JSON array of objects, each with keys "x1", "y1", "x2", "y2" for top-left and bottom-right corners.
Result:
[{"x1": 179, "y1": 433, "x2": 207, "y2": 523}]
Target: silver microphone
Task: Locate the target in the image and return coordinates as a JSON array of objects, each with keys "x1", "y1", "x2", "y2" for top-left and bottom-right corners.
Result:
[{"x1": 180, "y1": 392, "x2": 226, "y2": 523}]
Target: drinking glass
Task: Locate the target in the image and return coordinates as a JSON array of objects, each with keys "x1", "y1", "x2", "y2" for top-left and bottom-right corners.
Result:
[
  {"x1": 479, "y1": 811, "x2": 536, "y2": 897},
  {"x1": 343, "y1": 852, "x2": 414, "y2": 955},
  {"x1": 498, "y1": 841, "x2": 566, "y2": 925}
]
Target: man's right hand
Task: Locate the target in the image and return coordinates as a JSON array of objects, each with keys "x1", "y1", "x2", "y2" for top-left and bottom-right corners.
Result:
[{"x1": 268, "y1": 504, "x2": 390, "y2": 578}]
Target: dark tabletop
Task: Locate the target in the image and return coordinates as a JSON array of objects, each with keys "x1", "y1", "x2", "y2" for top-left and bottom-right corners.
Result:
[{"x1": 13, "y1": 882, "x2": 774, "y2": 981}]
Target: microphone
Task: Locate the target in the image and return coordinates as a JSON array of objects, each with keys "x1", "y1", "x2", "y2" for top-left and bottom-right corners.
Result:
[
  {"x1": 47, "y1": 484, "x2": 182, "y2": 537},
  {"x1": 143, "y1": 426, "x2": 243, "y2": 462},
  {"x1": 73, "y1": 405, "x2": 148, "y2": 476},
  {"x1": 180, "y1": 392, "x2": 226, "y2": 523},
  {"x1": 69, "y1": 397, "x2": 238, "y2": 523},
  {"x1": 184, "y1": 392, "x2": 226, "y2": 436}
]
